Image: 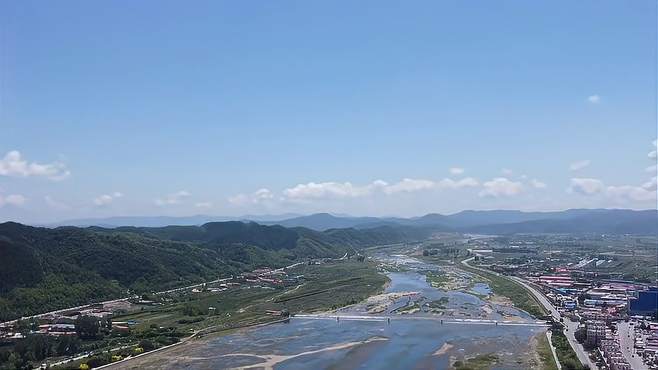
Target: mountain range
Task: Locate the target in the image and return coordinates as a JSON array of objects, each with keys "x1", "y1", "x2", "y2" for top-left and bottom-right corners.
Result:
[
  {"x1": 48, "y1": 209, "x2": 658, "y2": 235},
  {"x1": 0, "y1": 221, "x2": 430, "y2": 321}
]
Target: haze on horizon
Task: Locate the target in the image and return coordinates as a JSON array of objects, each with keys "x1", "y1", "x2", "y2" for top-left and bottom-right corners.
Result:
[{"x1": 1, "y1": 1, "x2": 656, "y2": 224}]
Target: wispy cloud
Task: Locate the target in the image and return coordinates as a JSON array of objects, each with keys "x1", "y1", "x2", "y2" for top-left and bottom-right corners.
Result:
[
  {"x1": 44, "y1": 195, "x2": 70, "y2": 210},
  {"x1": 478, "y1": 177, "x2": 523, "y2": 197},
  {"x1": 530, "y1": 179, "x2": 547, "y2": 189},
  {"x1": 649, "y1": 139, "x2": 657, "y2": 160},
  {"x1": 569, "y1": 160, "x2": 591, "y2": 171},
  {"x1": 155, "y1": 190, "x2": 191, "y2": 206},
  {"x1": 0, "y1": 194, "x2": 26, "y2": 207},
  {"x1": 568, "y1": 178, "x2": 604, "y2": 195},
  {"x1": 93, "y1": 192, "x2": 123, "y2": 206},
  {"x1": 228, "y1": 188, "x2": 274, "y2": 205},
  {"x1": 449, "y1": 167, "x2": 464, "y2": 175},
  {"x1": 587, "y1": 95, "x2": 600, "y2": 104},
  {"x1": 195, "y1": 202, "x2": 213, "y2": 209},
  {"x1": 0, "y1": 150, "x2": 70, "y2": 181}
]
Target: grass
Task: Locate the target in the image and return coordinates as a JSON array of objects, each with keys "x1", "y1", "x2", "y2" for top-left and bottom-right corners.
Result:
[
  {"x1": 550, "y1": 330, "x2": 586, "y2": 370},
  {"x1": 536, "y1": 333, "x2": 559, "y2": 370},
  {"x1": 456, "y1": 261, "x2": 546, "y2": 318},
  {"x1": 452, "y1": 353, "x2": 499, "y2": 370},
  {"x1": 53, "y1": 260, "x2": 387, "y2": 369},
  {"x1": 425, "y1": 271, "x2": 451, "y2": 289}
]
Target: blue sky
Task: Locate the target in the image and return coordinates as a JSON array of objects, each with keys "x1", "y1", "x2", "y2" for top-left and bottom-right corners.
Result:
[{"x1": 1, "y1": 0, "x2": 656, "y2": 222}]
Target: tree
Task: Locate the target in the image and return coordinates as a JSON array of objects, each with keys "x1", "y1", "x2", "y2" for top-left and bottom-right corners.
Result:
[
  {"x1": 56, "y1": 335, "x2": 80, "y2": 356},
  {"x1": 139, "y1": 339, "x2": 155, "y2": 351},
  {"x1": 75, "y1": 315, "x2": 101, "y2": 339}
]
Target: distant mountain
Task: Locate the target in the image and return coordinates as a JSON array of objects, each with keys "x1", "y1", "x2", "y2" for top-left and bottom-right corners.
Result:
[
  {"x1": 263, "y1": 213, "x2": 386, "y2": 230},
  {"x1": 45, "y1": 213, "x2": 303, "y2": 228},
  {"x1": 463, "y1": 209, "x2": 658, "y2": 235},
  {"x1": 45, "y1": 209, "x2": 658, "y2": 234},
  {"x1": 0, "y1": 220, "x2": 430, "y2": 321},
  {"x1": 268, "y1": 209, "x2": 658, "y2": 235}
]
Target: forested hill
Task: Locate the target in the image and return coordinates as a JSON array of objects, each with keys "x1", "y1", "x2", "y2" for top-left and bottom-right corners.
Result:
[{"x1": 0, "y1": 221, "x2": 430, "y2": 321}]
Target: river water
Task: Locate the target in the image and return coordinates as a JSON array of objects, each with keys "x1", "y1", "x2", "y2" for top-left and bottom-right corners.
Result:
[{"x1": 146, "y1": 256, "x2": 547, "y2": 369}]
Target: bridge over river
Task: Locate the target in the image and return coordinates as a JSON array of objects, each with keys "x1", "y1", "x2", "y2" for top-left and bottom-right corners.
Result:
[{"x1": 292, "y1": 313, "x2": 550, "y2": 327}]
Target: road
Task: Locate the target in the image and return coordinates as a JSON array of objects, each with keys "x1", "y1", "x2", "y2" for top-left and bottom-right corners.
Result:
[
  {"x1": 617, "y1": 321, "x2": 649, "y2": 370},
  {"x1": 2, "y1": 259, "x2": 310, "y2": 326},
  {"x1": 510, "y1": 276, "x2": 599, "y2": 370},
  {"x1": 459, "y1": 258, "x2": 597, "y2": 369}
]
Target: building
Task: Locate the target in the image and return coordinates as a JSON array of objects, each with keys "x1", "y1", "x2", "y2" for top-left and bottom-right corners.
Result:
[
  {"x1": 586, "y1": 320, "x2": 607, "y2": 346},
  {"x1": 629, "y1": 287, "x2": 658, "y2": 317}
]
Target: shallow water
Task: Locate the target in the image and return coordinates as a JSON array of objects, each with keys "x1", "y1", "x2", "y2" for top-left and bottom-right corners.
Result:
[{"x1": 151, "y1": 256, "x2": 545, "y2": 369}]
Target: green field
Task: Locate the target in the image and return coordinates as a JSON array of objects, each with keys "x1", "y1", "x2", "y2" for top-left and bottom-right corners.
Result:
[
  {"x1": 456, "y1": 262, "x2": 546, "y2": 318},
  {"x1": 46, "y1": 260, "x2": 386, "y2": 369},
  {"x1": 452, "y1": 353, "x2": 499, "y2": 370}
]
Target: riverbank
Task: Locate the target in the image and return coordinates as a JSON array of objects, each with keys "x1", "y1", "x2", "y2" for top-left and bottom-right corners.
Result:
[{"x1": 53, "y1": 260, "x2": 388, "y2": 370}]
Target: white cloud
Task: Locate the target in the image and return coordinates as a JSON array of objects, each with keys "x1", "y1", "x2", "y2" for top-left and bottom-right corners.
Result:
[
  {"x1": 645, "y1": 164, "x2": 657, "y2": 173},
  {"x1": 641, "y1": 176, "x2": 657, "y2": 192},
  {"x1": 235, "y1": 177, "x2": 480, "y2": 204},
  {"x1": 606, "y1": 185, "x2": 656, "y2": 202},
  {"x1": 568, "y1": 178, "x2": 605, "y2": 195},
  {"x1": 501, "y1": 168, "x2": 513, "y2": 176},
  {"x1": 587, "y1": 95, "x2": 601, "y2": 104},
  {"x1": 478, "y1": 177, "x2": 523, "y2": 197},
  {"x1": 228, "y1": 188, "x2": 274, "y2": 205},
  {"x1": 93, "y1": 192, "x2": 123, "y2": 206},
  {"x1": 155, "y1": 190, "x2": 190, "y2": 206},
  {"x1": 530, "y1": 179, "x2": 547, "y2": 189},
  {"x1": 195, "y1": 202, "x2": 213, "y2": 209},
  {"x1": 0, "y1": 194, "x2": 26, "y2": 207},
  {"x1": 449, "y1": 167, "x2": 465, "y2": 175},
  {"x1": 569, "y1": 160, "x2": 591, "y2": 171},
  {"x1": 436, "y1": 177, "x2": 480, "y2": 189},
  {"x1": 649, "y1": 139, "x2": 657, "y2": 160},
  {"x1": 282, "y1": 182, "x2": 378, "y2": 200},
  {"x1": 0, "y1": 150, "x2": 70, "y2": 180},
  {"x1": 383, "y1": 178, "x2": 435, "y2": 195}
]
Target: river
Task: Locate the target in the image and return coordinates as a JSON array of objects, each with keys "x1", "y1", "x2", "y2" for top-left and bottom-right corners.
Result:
[{"x1": 123, "y1": 255, "x2": 548, "y2": 369}]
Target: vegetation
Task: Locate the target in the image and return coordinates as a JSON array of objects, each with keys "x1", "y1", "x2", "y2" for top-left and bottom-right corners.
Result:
[
  {"x1": 425, "y1": 271, "x2": 451, "y2": 289},
  {"x1": 1, "y1": 259, "x2": 386, "y2": 370},
  {"x1": 0, "y1": 335, "x2": 81, "y2": 369},
  {"x1": 536, "y1": 333, "x2": 559, "y2": 370},
  {"x1": 0, "y1": 221, "x2": 422, "y2": 321},
  {"x1": 456, "y1": 262, "x2": 546, "y2": 318},
  {"x1": 452, "y1": 353, "x2": 498, "y2": 370},
  {"x1": 550, "y1": 329, "x2": 587, "y2": 370}
]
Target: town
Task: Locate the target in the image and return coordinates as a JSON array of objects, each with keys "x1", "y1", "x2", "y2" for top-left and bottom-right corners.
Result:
[{"x1": 464, "y1": 233, "x2": 658, "y2": 370}]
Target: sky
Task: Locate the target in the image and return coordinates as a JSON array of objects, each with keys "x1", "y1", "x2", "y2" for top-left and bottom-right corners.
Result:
[{"x1": 0, "y1": 0, "x2": 656, "y2": 223}]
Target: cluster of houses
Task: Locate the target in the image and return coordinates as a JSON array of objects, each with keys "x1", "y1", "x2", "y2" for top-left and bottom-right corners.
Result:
[
  {"x1": 234, "y1": 267, "x2": 304, "y2": 288},
  {"x1": 529, "y1": 273, "x2": 658, "y2": 368},
  {"x1": 0, "y1": 305, "x2": 120, "y2": 343}
]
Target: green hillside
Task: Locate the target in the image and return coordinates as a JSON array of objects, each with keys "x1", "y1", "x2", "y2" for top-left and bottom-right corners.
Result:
[{"x1": 0, "y1": 221, "x2": 430, "y2": 321}]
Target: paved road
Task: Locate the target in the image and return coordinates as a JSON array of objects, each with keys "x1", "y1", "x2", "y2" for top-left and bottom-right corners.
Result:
[
  {"x1": 617, "y1": 321, "x2": 649, "y2": 370},
  {"x1": 459, "y1": 258, "x2": 597, "y2": 369},
  {"x1": 510, "y1": 276, "x2": 599, "y2": 370}
]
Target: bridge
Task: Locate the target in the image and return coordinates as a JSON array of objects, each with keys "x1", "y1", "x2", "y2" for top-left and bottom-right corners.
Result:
[{"x1": 292, "y1": 314, "x2": 550, "y2": 327}]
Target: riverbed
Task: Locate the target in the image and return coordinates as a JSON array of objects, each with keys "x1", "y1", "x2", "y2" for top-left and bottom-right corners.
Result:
[{"x1": 115, "y1": 255, "x2": 547, "y2": 369}]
